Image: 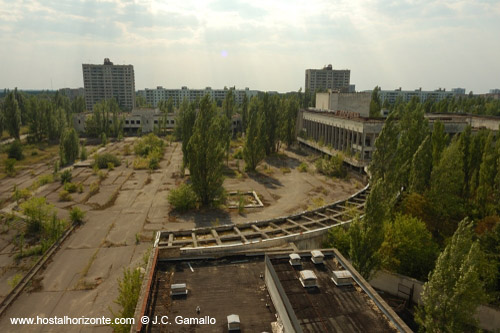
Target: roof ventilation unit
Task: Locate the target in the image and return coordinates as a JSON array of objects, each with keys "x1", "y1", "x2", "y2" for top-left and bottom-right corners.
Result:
[
  {"x1": 171, "y1": 283, "x2": 188, "y2": 296},
  {"x1": 289, "y1": 253, "x2": 301, "y2": 266},
  {"x1": 311, "y1": 250, "x2": 324, "y2": 264},
  {"x1": 227, "y1": 314, "x2": 240, "y2": 331},
  {"x1": 331, "y1": 270, "x2": 353, "y2": 286},
  {"x1": 299, "y1": 270, "x2": 318, "y2": 288}
]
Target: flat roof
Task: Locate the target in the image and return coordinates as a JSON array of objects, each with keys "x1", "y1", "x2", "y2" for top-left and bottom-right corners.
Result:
[
  {"x1": 269, "y1": 255, "x2": 398, "y2": 332},
  {"x1": 143, "y1": 255, "x2": 276, "y2": 332}
]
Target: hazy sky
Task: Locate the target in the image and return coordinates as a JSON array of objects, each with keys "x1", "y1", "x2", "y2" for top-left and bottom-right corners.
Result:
[{"x1": 1, "y1": 0, "x2": 499, "y2": 93}]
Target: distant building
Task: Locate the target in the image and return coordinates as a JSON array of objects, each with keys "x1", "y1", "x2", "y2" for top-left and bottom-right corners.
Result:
[
  {"x1": 489, "y1": 89, "x2": 500, "y2": 94},
  {"x1": 82, "y1": 58, "x2": 135, "y2": 111},
  {"x1": 315, "y1": 90, "x2": 371, "y2": 117},
  {"x1": 137, "y1": 86, "x2": 259, "y2": 107},
  {"x1": 377, "y1": 87, "x2": 466, "y2": 104},
  {"x1": 305, "y1": 64, "x2": 351, "y2": 92},
  {"x1": 58, "y1": 87, "x2": 85, "y2": 101}
]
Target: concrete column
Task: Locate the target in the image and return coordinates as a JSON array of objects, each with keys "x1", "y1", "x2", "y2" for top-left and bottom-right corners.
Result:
[{"x1": 361, "y1": 132, "x2": 366, "y2": 161}]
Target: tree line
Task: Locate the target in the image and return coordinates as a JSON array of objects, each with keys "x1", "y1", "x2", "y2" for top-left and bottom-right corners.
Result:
[{"x1": 328, "y1": 97, "x2": 500, "y2": 330}]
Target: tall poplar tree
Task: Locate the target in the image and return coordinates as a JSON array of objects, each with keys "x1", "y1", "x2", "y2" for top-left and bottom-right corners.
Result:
[{"x1": 243, "y1": 99, "x2": 265, "y2": 171}]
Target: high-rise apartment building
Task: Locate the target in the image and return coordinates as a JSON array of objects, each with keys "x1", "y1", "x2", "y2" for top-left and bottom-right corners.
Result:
[
  {"x1": 82, "y1": 58, "x2": 135, "y2": 111},
  {"x1": 305, "y1": 65, "x2": 350, "y2": 92}
]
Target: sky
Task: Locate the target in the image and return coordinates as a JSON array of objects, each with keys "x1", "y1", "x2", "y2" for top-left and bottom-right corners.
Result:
[{"x1": 0, "y1": 0, "x2": 499, "y2": 93}]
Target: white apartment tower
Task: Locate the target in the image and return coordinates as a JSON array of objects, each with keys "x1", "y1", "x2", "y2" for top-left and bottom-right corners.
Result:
[
  {"x1": 82, "y1": 58, "x2": 135, "y2": 111},
  {"x1": 305, "y1": 65, "x2": 350, "y2": 92}
]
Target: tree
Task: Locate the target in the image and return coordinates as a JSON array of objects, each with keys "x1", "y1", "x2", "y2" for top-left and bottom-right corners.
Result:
[
  {"x1": 110, "y1": 267, "x2": 144, "y2": 333},
  {"x1": 476, "y1": 132, "x2": 497, "y2": 216},
  {"x1": 427, "y1": 138, "x2": 464, "y2": 239},
  {"x1": 416, "y1": 219, "x2": 487, "y2": 332},
  {"x1": 408, "y1": 135, "x2": 432, "y2": 194},
  {"x1": 4, "y1": 92, "x2": 21, "y2": 139},
  {"x1": 369, "y1": 86, "x2": 381, "y2": 117},
  {"x1": 243, "y1": 99, "x2": 265, "y2": 171},
  {"x1": 186, "y1": 95, "x2": 225, "y2": 205},
  {"x1": 431, "y1": 121, "x2": 448, "y2": 167},
  {"x1": 281, "y1": 95, "x2": 299, "y2": 146},
  {"x1": 176, "y1": 98, "x2": 197, "y2": 168},
  {"x1": 241, "y1": 94, "x2": 249, "y2": 132},
  {"x1": 369, "y1": 113, "x2": 399, "y2": 183},
  {"x1": 59, "y1": 127, "x2": 79, "y2": 166},
  {"x1": 379, "y1": 214, "x2": 438, "y2": 280},
  {"x1": 260, "y1": 93, "x2": 280, "y2": 154}
]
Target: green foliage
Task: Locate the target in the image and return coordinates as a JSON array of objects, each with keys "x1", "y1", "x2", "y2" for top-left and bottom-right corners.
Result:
[
  {"x1": 4, "y1": 158, "x2": 16, "y2": 177},
  {"x1": 408, "y1": 135, "x2": 432, "y2": 194},
  {"x1": 80, "y1": 145, "x2": 87, "y2": 161},
  {"x1": 3, "y1": 92, "x2": 21, "y2": 139},
  {"x1": 37, "y1": 174, "x2": 54, "y2": 187},
  {"x1": 69, "y1": 206, "x2": 85, "y2": 224},
  {"x1": 232, "y1": 148, "x2": 243, "y2": 159},
  {"x1": 89, "y1": 182, "x2": 99, "y2": 196},
  {"x1": 369, "y1": 86, "x2": 381, "y2": 117},
  {"x1": 280, "y1": 95, "x2": 300, "y2": 146},
  {"x1": 476, "y1": 132, "x2": 497, "y2": 216},
  {"x1": 176, "y1": 98, "x2": 197, "y2": 167},
  {"x1": 168, "y1": 183, "x2": 197, "y2": 211},
  {"x1": 324, "y1": 226, "x2": 350, "y2": 255},
  {"x1": 8, "y1": 273, "x2": 22, "y2": 290},
  {"x1": 59, "y1": 127, "x2": 79, "y2": 166},
  {"x1": 243, "y1": 99, "x2": 265, "y2": 171},
  {"x1": 298, "y1": 162, "x2": 308, "y2": 172},
  {"x1": 187, "y1": 95, "x2": 226, "y2": 206},
  {"x1": 60, "y1": 169, "x2": 72, "y2": 184},
  {"x1": 315, "y1": 154, "x2": 346, "y2": 178},
  {"x1": 63, "y1": 182, "x2": 78, "y2": 193},
  {"x1": 379, "y1": 214, "x2": 438, "y2": 280},
  {"x1": 416, "y1": 219, "x2": 488, "y2": 332},
  {"x1": 12, "y1": 187, "x2": 31, "y2": 204},
  {"x1": 7, "y1": 140, "x2": 23, "y2": 160},
  {"x1": 348, "y1": 216, "x2": 383, "y2": 280},
  {"x1": 431, "y1": 120, "x2": 448, "y2": 167},
  {"x1": 20, "y1": 197, "x2": 55, "y2": 236},
  {"x1": 109, "y1": 267, "x2": 144, "y2": 333},
  {"x1": 427, "y1": 138, "x2": 465, "y2": 239},
  {"x1": 59, "y1": 189, "x2": 72, "y2": 201},
  {"x1": 134, "y1": 133, "x2": 164, "y2": 157},
  {"x1": 85, "y1": 99, "x2": 122, "y2": 138},
  {"x1": 93, "y1": 153, "x2": 121, "y2": 169}
]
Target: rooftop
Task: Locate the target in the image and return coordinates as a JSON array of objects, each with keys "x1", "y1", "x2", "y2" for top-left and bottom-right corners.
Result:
[
  {"x1": 268, "y1": 253, "x2": 399, "y2": 332},
  {"x1": 136, "y1": 249, "x2": 409, "y2": 333}
]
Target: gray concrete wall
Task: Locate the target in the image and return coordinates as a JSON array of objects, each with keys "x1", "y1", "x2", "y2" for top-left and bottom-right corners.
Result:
[
  {"x1": 331, "y1": 92, "x2": 371, "y2": 117},
  {"x1": 315, "y1": 93, "x2": 330, "y2": 110}
]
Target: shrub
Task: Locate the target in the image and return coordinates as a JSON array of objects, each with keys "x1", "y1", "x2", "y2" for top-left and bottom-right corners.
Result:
[
  {"x1": 280, "y1": 167, "x2": 291, "y2": 174},
  {"x1": 5, "y1": 158, "x2": 16, "y2": 177},
  {"x1": 168, "y1": 184, "x2": 197, "y2": 212},
  {"x1": 101, "y1": 132, "x2": 107, "y2": 146},
  {"x1": 69, "y1": 206, "x2": 85, "y2": 224},
  {"x1": 123, "y1": 144, "x2": 131, "y2": 156},
  {"x1": 233, "y1": 149, "x2": 243, "y2": 159},
  {"x1": 148, "y1": 155, "x2": 159, "y2": 170},
  {"x1": 315, "y1": 154, "x2": 346, "y2": 178},
  {"x1": 60, "y1": 169, "x2": 72, "y2": 184},
  {"x1": 107, "y1": 162, "x2": 114, "y2": 171},
  {"x1": 59, "y1": 127, "x2": 79, "y2": 165},
  {"x1": 59, "y1": 189, "x2": 72, "y2": 201},
  {"x1": 12, "y1": 187, "x2": 31, "y2": 203},
  {"x1": 298, "y1": 162, "x2": 308, "y2": 172},
  {"x1": 77, "y1": 183, "x2": 84, "y2": 193},
  {"x1": 80, "y1": 145, "x2": 87, "y2": 161},
  {"x1": 63, "y1": 182, "x2": 78, "y2": 193},
  {"x1": 7, "y1": 140, "x2": 24, "y2": 160},
  {"x1": 8, "y1": 273, "x2": 22, "y2": 290},
  {"x1": 134, "y1": 133, "x2": 164, "y2": 157},
  {"x1": 37, "y1": 174, "x2": 54, "y2": 186},
  {"x1": 89, "y1": 182, "x2": 99, "y2": 195},
  {"x1": 21, "y1": 197, "x2": 55, "y2": 236},
  {"x1": 94, "y1": 153, "x2": 121, "y2": 169},
  {"x1": 133, "y1": 157, "x2": 149, "y2": 170},
  {"x1": 98, "y1": 170, "x2": 107, "y2": 181}
]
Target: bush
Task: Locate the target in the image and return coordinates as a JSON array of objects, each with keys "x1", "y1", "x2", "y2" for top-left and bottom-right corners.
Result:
[
  {"x1": 123, "y1": 144, "x2": 131, "y2": 156},
  {"x1": 69, "y1": 206, "x2": 85, "y2": 224},
  {"x1": 12, "y1": 187, "x2": 31, "y2": 203},
  {"x1": 59, "y1": 127, "x2": 79, "y2": 165},
  {"x1": 133, "y1": 157, "x2": 149, "y2": 170},
  {"x1": 4, "y1": 158, "x2": 16, "y2": 177},
  {"x1": 93, "y1": 153, "x2": 121, "y2": 169},
  {"x1": 60, "y1": 169, "x2": 72, "y2": 184},
  {"x1": 63, "y1": 182, "x2": 78, "y2": 193},
  {"x1": 101, "y1": 132, "x2": 107, "y2": 146},
  {"x1": 37, "y1": 174, "x2": 54, "y2": 186},
  {"x1": 134, "y1": 133, "x2": 164, "y2": 157},
  {"x1": 233, "y1": 149, "x2": 243, "y2": 159},
  {"x1": 89, "y1": 182, "x2": 99, "y2": 195},
  {"x1": 80, "y1": 145, "x2": 87, "y2": 161},
  {"x1": 315, "y1": 154, "x2": 346, "y2": 178},
  {"x1": 21, "y1": 197, "x2": 55, "y2": 236},
  {"x1": 298, "y1": 162, "x2": 308, "y2": 172},
  {"x1": 59, "y1": 189, "x2": 72, "y2": 201},
  {"x1": 7, "y1": 140, "x2": 23, "y2": 160},
  {"x1": 168, "y1": 184, "x2": 197, "y2": 212}
]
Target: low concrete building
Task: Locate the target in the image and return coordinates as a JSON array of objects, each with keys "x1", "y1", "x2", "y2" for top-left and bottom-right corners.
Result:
[{"x1": 134, "y1": 248, "x2": 410, "y2": 332}]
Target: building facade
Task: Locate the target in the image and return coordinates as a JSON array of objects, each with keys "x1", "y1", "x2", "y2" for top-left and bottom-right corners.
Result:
[
  {"x1": 82, "y1": 58, "x2": 135, "y2": 111},
  {"x1": 305, "y1": 64, "x2": 350, "y2": 92},
  {"x1": 137, "y1": 86, "x2": 259, "y2": 107},
  {"x1": 377, "y1": 87, "x2": 466, "y2": 104}
]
